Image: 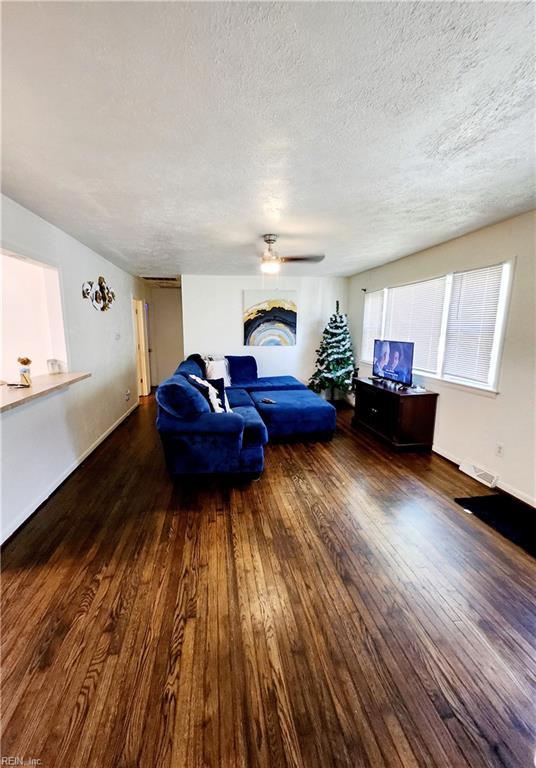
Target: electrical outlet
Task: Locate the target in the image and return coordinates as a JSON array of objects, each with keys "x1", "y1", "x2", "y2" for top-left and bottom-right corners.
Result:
[
  {"x1": 495, "y1": 443, "x2": 504, "y2": 457},
  {"x1": 125, "y1": 389, "x2": 131, "y2": 402}
]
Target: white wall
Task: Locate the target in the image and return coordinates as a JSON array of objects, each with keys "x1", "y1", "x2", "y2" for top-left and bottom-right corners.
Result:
[
  {"x1": 0, "y1": 195, "x2": 150, "y2": 541},
  {"x1": 347, "y1": 211, "x2": 536, "y2": 506},
  {"x1": 149, "y1": 287, "x2": 183, "y2": 384},
  {"x1": 181, "y1": 275, "x2": 349, "y2": 382}
]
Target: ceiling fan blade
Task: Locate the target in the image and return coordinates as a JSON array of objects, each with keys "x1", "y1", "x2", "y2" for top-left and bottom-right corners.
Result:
[{"x1": 280, "y1": 254, "x2": 325, "y2": 263}]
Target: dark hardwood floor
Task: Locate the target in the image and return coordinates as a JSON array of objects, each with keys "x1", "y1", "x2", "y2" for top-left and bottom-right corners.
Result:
[{"x1": 1, "y1": 397, "x2": 535, "y2": 768}]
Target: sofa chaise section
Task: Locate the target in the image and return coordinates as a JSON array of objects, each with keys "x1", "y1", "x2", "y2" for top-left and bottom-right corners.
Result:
[{"x1": 250, "y1": 389, "x2": 337, "y2": 442}]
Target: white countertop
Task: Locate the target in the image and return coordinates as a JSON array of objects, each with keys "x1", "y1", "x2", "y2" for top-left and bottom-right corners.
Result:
[{"x1": 0, "y1": 372, "x2": 91, "y2": 413}]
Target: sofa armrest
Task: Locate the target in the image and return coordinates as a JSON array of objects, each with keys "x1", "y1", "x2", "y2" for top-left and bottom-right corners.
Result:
[
  {"x1": 156, "y1": 409, "x2": 245, "y2": 437},
  {"x1": 156, "y1": 409, "x2": 248, "y2": 475}
]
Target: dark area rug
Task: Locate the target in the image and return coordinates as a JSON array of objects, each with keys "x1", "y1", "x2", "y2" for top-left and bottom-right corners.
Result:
[{"x1": 454, "y1": 494, "x2": 535, "y2": 558}]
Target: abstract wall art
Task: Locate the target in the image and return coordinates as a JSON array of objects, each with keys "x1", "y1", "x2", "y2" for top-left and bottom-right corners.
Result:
[{"x1": 243, "y1": 290, "x2": 297, "y2": 346}]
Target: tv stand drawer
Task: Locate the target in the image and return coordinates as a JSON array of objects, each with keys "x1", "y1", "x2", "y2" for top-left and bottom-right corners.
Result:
[{"x1": 357, "y1": 386, "x2": 393, "y2": 438}]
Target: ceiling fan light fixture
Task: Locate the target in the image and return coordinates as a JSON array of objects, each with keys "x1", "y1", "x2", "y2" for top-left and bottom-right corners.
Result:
[
  {"x1": 260, "y1": 258, "x2": 280, "y2": 274},
  {"x1": 258, "y1": 233, "x2": 325, "y2": 270}
]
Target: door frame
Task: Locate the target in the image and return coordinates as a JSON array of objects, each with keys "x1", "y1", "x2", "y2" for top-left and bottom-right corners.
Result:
[{"x1": 132, "y1": 297, "x2": 151, "y2": 397}]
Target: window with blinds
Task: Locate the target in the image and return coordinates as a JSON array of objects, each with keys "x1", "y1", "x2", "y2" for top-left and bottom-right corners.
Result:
[
  {"x1": 361, "y1": 290, "x2": 384, "y2": 362},
  {"x1": 359, "y1": 262, "x2": 509, "y2": 390},
  {"x1": 384, "y1": 277, "x2": 446, "y2": 373},
  {"x1": 443, "y1": 264, "x2": 506, "y2": 386}
]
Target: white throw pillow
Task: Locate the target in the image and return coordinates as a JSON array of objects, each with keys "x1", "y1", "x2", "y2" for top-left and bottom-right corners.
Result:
[{"x1": 206, "y1": 358, "x2": 231, "y2": 387}]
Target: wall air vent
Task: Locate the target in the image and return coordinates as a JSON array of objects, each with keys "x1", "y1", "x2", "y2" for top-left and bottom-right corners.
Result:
[
  {"x1": 141, "y1": 276, "x2": 181, "y2": 289},
  {"x1": 459, "y1": 460, "x2": 499, "y2": 488}
]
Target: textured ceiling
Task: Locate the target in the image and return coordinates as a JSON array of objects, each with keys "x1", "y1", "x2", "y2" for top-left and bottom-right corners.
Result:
[{"x1": 2, "y1": 2, "x2": 534, "y2": 277}]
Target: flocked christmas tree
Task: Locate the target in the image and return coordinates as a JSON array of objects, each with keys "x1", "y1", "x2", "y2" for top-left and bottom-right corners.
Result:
[{"x1": 309, "y1": 301, "x2": 355, "y2": 400}]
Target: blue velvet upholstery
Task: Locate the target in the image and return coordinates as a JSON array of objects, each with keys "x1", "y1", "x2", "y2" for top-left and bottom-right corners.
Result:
[
  {"x1": 156, "y1": 375, "x2": 210, "y2": 419},
  {"x1": 156, "y1": 356, "x2": 336, "y2": 480},
  {"x1": 239, "y1": 444, "x2": 265, "y2": 475},
  {"x1": 226, "y1": 388, "x2": 254, "y2": 408},
  {"x1": 175, "y1": 359, "x2": 203, "y2": 378},
  {"x1": 156, "y1": 374, "x2": 265, "y2": 478},
  {"x1": 250, "y1": 389, "x2": 336, "y2": 441},
  {"x1": 226, "y1": 355, "x2": 258, "y2": 384},
  {"x1": 157, "y1": 408, "x2": 243, "y2": 437},
  {"x1": 227, "y1": 375, "x2": 306, "y2": 393},
  {"x1": 231, "y1": 406, "x2": 268, "y2": 447}
]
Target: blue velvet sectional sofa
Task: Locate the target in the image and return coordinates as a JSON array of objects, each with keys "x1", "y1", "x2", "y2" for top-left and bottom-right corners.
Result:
[
  {"x1": 224, "y1": 355, "x2": 306, "y2": 393},
  {"x1": 156, "y1": 355, "x2": 336, "y2": 479}
]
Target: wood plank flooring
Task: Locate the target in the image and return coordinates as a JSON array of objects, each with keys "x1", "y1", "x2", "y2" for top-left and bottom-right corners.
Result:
[{"x1": 1, "y1": 397, "x2": 535, "y2": 768}]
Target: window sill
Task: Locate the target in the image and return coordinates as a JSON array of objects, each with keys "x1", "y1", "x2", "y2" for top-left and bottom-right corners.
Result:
[
  {"x1": 0, "y1": 372, "x2": 91, "y2": 413},
  {"x1": 419, "y1": 373, "x2": 498, "y2": 396},
  {"x1": 358, "y1": 361, "x2": 498, "y2": 397}
]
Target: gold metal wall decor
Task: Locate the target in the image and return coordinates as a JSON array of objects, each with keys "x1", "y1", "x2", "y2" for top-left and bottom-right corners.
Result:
[{"x1": 82, "y1": 276, "x2": 116, "y2": 311}]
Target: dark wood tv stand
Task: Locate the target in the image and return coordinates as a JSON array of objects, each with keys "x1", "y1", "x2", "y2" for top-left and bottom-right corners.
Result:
[{"x1": 352, "y1": 377, "x2": 438, "y2": 451}]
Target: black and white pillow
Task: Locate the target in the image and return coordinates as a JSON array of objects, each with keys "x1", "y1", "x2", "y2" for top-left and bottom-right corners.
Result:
[
  {"x1": 207, "y1": 377, "x2": 232, "y2": 412},
  {"x1": 188, "y1": 375, "x2": 230, "y2": 413}
]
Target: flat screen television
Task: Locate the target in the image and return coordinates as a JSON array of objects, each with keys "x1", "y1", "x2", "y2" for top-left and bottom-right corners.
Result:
[{"x1": 373, "y1": 339, "x2": 414, "y2": 386}]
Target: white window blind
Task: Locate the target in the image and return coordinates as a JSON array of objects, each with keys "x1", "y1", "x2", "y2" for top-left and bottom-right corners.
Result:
[
  {"x1": 361, "y1": 290, "x2": 384, "y2": 362},
  {"x1": 443, "y1": 264, "x2": 505, "y2": 386},
  {"x1": 384, "y1": 276, "x2": 446, "y2": 373}
]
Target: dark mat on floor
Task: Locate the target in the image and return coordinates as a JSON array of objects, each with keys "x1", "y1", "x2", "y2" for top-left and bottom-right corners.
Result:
[{"x1": 454, "y1": 494, "x2": 535, "y2": 558}]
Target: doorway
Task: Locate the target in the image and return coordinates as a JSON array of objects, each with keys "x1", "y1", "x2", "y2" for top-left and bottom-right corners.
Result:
[
  {"x1": 132, "y1": 298, "x2": 151, "y2": 397},
  {"x1": 148, "y1": 287, "x2": 183, "y2": 384}
]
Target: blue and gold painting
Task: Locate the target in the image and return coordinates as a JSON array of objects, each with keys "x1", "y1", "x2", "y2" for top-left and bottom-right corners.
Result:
[{"x1": 243, "y1": 290, "x2": 297, "y2": 346}]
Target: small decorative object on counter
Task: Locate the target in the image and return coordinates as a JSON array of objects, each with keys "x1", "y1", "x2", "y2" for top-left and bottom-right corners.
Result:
[
  {"x1": 17, "y1": 357, "x2": 32, "y2": 386},
  {"x1": 47, "y1": 358, "x2": 65, "y2": 374},
  {"x1": 82, "y1": 276, "x2": 116, "y2": 311}
]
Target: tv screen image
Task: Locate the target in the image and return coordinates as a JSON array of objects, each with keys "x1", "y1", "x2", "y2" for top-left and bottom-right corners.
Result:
[{"x1": 373, "y1": 339, "x2": 414, "y2": 386}]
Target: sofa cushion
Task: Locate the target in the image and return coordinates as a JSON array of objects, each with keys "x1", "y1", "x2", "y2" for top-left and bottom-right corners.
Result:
[
  {"x1": 175, "y1": 359, "x2": 203, "y2": 379},
  {"x1": 206, "y1": 358, "x2": 231, "y2": 386},
  {"x1": 227, "y1": 375, "x2": 306, "y2": 392},
  {"x1": 231, "y1": 406, "x2": 269, "y2": 447},
  {"x1": 226, "y1": 388, "x2": 253, "y2": 408},
  {"x1": 188, "y1": 374, "x2": 229, "y2": 413},
  {"x1": 156, "y1": 375, "x2": 211, "y2": 419},
  {"x1": 226, "y1": 355, "x2": 258, "y2": 384},
  {"x1": 186, "y1": 353, "x2": 207, "y2": 378},
  {"x1": 250, "y1": 389, "x2": 336, "y2": 440},
  {"x1": 207, "y1": 378, "x2": 232, "y2": 412}
]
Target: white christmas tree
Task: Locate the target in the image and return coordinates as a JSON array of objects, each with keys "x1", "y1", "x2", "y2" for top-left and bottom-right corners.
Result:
[{"x1": 309, "y1": 301, "x2": 355, "y2": 400}]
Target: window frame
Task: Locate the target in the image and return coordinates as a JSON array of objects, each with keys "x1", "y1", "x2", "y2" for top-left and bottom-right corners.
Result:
[
  {"x1": 359, "y1": 261, "x2": 512, "y2": 393},
  {"x1": 360, "y1": 288, "x2": 386, "y2": 365}
]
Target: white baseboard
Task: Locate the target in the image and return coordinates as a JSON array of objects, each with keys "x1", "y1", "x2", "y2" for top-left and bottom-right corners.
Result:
[
  {"x1": 494, "y1": 481, "x2": 535, "y2": 509},
  {"x1": 1, "y1": 402, "x2": 139, "y2": 544},
  {"x1": 432, "y1": 444, "x2": 460, "y2": 465},
  {"x1": 433, "y1": 445, "x2": 535, "y2": 508}
]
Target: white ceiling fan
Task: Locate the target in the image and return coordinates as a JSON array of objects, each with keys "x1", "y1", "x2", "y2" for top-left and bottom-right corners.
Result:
[{"x1": 259, "y1": 234, "x2": 325, "y2": 274}]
